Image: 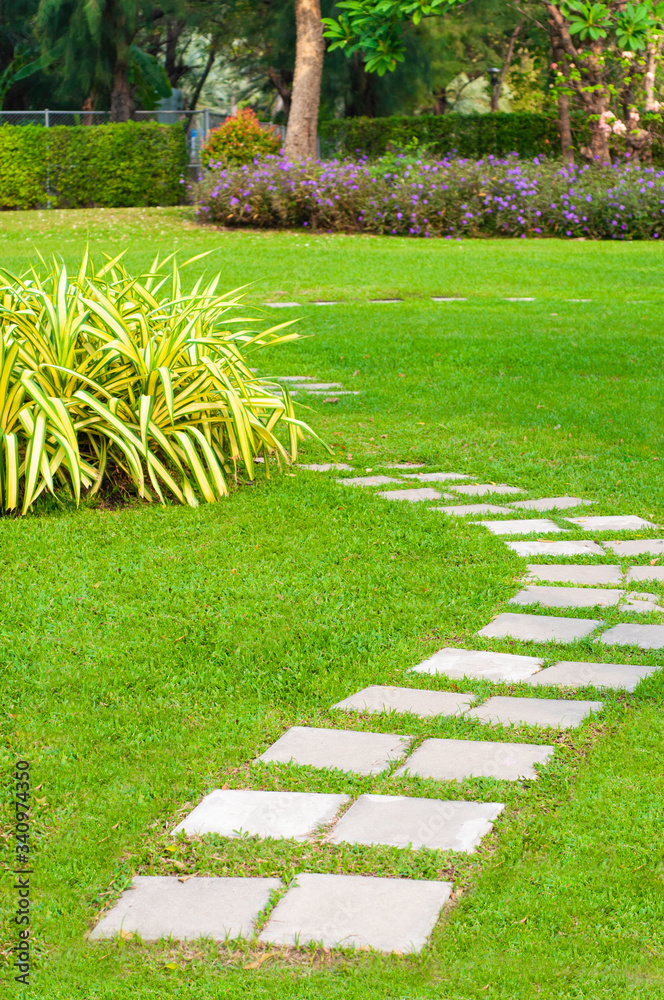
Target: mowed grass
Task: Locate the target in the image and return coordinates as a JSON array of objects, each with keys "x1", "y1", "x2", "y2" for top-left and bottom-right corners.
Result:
[{"x1": 1, "y1": 208, "x2": 664, "y2": 999}]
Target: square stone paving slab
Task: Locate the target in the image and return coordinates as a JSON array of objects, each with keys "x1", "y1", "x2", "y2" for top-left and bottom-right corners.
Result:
[
  {"x1": 627, "y1": 566, "x2": 664, "y2": 583},
  {"x1": 172, "y1": 790, "x2": 349, "y2": 841},
  {"x1": 300, "y1": 382, "x2": 343, "y2": 391},
  {"x1": 448, "y1": 483, "x2": 523, "y2": 496},
  {"x1": 393, "y1": 738, "x2": 554, "y2": 782},
  {"x1": 376, "y1": 488, "x2": 442, "y2": 502},
  {"x1": 507, "y1": 540, "x2": 604, "y2": 557},
  {"x1": 328, "y1": 794, "x2": 504, "y2": 852},
  {"x1": 510, "y1": 496, "x2": 593, "y2": 511},
  {"x1": 89, "y1": 876, "x2": 279, "y2": 942},
  {"x1": 432, "y1": 504, "x2": 513, "y2": 516},
  {"x1": 467, "y1": 696, "x2": 603, "y2": 729},
  {"x1": 306, "y1": 390, "x2": 360, "y2": 396},
  {"x1": 526, "y1": 564, "x2": 622, "y2": 586},
  {"x1": 332, "y1": 686, "x2": 475, "y2": 719},
  {"x1": 275, "y1": 376, "x2": 314, "y2": 382},
  {"x1": 259, "y1": 873, "x2": 452, "y2": 954},
  {"x1": 410, "y1": 647, "x2": 543, "y2": 683},
  {"x1": 386, "y1": 463, "x2": 425, "y2": 469},
  {"x1": 521, "y1": 660, "x2": 657, "y2": 692},
  {"x1": 603, "y1": 539, "x2": 664, "y2": 556},
  {"x1": 258, "y1": 726, "x2": 411, "y2": 776},
  {"x1": 599, "y1": 623, "x2": 664, "y2": 650},
  {"x1": 478, "y1": 613, "x2": 601, "y2": 643},
  {"x1": 299, "y1": 463, "x2": 353, "y2": 472},
  {"x1": 509, "y1": 586, "x2": 624, "y2": 609},
  {"x1": 567, "y1": 515, "x2": 658, "y2": 532},
  {"x1": 338, "y1": 476, "x2": 401, "y2": 487},
  {"x1": 400, "y1": 472, "x2": 470, "y2": 482},
  {"x1": 477, "y1": 519, "x2": 565, "y2": 536}
]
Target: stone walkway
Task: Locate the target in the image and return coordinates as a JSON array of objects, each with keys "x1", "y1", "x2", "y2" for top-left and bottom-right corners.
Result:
[{"x1": 90, "y1": 451, "x2": 663, "y2": 955}]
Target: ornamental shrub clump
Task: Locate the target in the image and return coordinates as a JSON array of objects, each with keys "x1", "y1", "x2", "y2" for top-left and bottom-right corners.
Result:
[
  {"x1": 200, "y1": 108, "x2": 282, "y2": 168},
  {"x1": 196, "y1": 154, "x2": 664, "y2": 240},
  {"x1": 0, "y1": 252, "x2": 320, "y2": 514}
]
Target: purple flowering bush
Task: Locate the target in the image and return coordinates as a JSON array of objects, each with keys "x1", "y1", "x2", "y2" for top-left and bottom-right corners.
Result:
[{"x1": 196, "y1": 153, "x2": 664, "y2": 240}]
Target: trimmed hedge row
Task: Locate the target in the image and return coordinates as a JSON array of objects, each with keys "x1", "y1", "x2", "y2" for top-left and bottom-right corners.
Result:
[
  {"x1": 0, "y1": 121, "x2": 188, "y2": 210},
  {"x1": 319, "y1": 112, "x2": 664, "y2": 162}
]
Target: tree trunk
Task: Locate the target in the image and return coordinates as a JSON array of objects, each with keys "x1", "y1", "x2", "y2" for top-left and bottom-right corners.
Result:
[
  {"x1": 491, "y1": 21, "x2": 522, "y2": 112},
  {"x1": 347, "y1": 52, "x2": 378, "y2": 117},
  {"x1": 268, "y1": 67, "x2": 292, "y2": 118},
  {"x1": 548, "y1": 20, "x2": 573, "y2": 164},
  {"x1": 644, "y1": 41, "x2": 662, "y2": 111},
  {"x1": 188, "y1": 47, "x2": 216, "y2": 110},
  {"x1": 284, "y1": 0, "x2": 324, "y2": 160},
  {"x1": 557, "y1": 92, "x2": 573, "y2": 164},
  {"x1": 110, "y1": 63, "x2": 135, "y2": 122}
]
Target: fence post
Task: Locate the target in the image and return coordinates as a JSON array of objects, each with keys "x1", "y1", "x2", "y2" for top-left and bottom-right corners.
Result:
[
  {"x1": 203, "y1": 107, "x2": 210, "y2": 143},
  {"x1": 44, "y1": 109, "x2": 52, "y2": 208}
]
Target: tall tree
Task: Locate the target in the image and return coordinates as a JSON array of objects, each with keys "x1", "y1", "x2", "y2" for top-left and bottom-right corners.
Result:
[
  {"x1": 285, "y1": 0, "x2": 325, "y2": 158},
  {"x1": 27, "y1": 0, "x2": 171, "y2": 117}
]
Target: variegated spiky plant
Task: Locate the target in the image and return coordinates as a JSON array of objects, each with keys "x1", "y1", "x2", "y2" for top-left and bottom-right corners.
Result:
[{"x1": 0, "y1": 250, "x2": 322, "y2": 513}]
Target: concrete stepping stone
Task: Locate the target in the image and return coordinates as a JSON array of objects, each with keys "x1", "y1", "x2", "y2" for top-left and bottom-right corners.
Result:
[
  {"x1": 376, "y1": 488, "x2": 442, "y2": 502},
  {"x1": 306, "y1": 390, "x2": 360, "y2": 396},
  {"x1": 276, "y1": 376, "x2": 315, "y2": 382},
  {"x1": 567, "y1": 515, "x2": 658, "y2": 532},
  {"x1": 603, "y1": 539, "x2": 664, "y2": 556},
  {"x1": 400, "y1": 472, "x2": 470, "y2": 482},
  {"x1": 393, "y1": 738, "x2": 554, "y2": 782},
  {"x1": 478, "y1": 612, "x2": 601, "y2": 643},
  {"x1": 89, "y1": 876, "x2": 279, "y2": 942},
  {"x1": 521, "y1": 660, "x2": 657, "y2": 692},
  {"x1": 332, "y1": 686, "x2": 475, "y2": 719},
  {"x1": 338, "y1": 475, "x2": 402, "y2": 487},
  {"x1": 266, "y1": 302, "x2": 300, "y2": 308},
  {"x1": 477, "y1": 519, "x2": 565, "y2": 536},
  {"x1": 302, "y1": 382, "x2": 344, "y2": 391},
  {"x1": 258, "y1": 873, "x2": 452, "y2": 954},
  {"x1": 510, "y1": 586, "x2": 624, "y2": 609},
  {"x1": 410, "y1": 647, "x2": 543, "y2": 683},
  {"x1": 504, "y1": 297, "x2": 535, "y2": 301},
  {"x1": 172, "y1": 790, "x2": 349, "y2": 841},
  {"x1": 467, "y1": 696, "x2": 602, "y2": 729},
  {"x1": 432, "y1": 504, "x2": 513, "y2": 516},
  {"x1": 511, "y1": 496, "x2": 593, "y2": 512},
  {"x1": 386, "y1": 463, "x2": 425, "y2": 469},
  {"x1": 526, "y1": 564, "x2": 622, "y2": 586},
  {"x1": 328, "y1": 794, "x2": 504, "y2": 852},
  {"x1": 627, "y1": 565, "x2": 664, "y2": 583},
  {"x1": 257, "y1": 726, "x2": 411, "y2": 776},
  {"x1": 299, "y1": 463, "x2": 354, "y2": 472},
  {"x1": 449, "y1": 483, "x2": 523, "y2": 496},
  {"x1": 507, "y1": 540, "x2": 604, "y2": 557},
  {"x1": 312, "y1": 300, "x2": 342, "y2": 305},
  {"x1": 432, "y1": 297, "x2": 467, "y2": 301},
  {"x1": 599, "y1": 623, "x2": 664, "y2": 650},
  {"x1": 370, "y1": 298, "x2": 403, "y2": 303}
]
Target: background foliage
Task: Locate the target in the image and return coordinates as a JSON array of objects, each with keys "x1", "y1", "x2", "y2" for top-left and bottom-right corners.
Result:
[{"x1": 0, "y1": 122, "x2": 188, "y2": 209}]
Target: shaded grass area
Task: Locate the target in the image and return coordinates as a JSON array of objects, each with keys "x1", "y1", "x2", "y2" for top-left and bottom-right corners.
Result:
[{"x1": 1, "y1": 210, "x2": 664, "y2": 997}]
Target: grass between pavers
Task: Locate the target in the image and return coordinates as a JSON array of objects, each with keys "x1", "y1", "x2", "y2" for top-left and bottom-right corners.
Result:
[{"x1": 1, "y1": 210, "x2": 664, "y2": 997}]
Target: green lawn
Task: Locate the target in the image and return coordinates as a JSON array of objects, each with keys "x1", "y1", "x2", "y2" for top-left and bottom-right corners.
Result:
[{"x1": 2, "y1": 208, "x2": 664, "y2": 999}]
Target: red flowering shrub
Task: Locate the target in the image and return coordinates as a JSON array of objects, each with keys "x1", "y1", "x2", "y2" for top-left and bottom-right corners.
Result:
[{"x1": 200, "y1": 109, "x2": 282, "y2": 168}]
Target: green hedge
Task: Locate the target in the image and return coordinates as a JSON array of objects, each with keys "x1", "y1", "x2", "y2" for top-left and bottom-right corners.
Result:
[
  {"x1": 0, "y1": 121, "x2": 188, "y2": 210},
  {"x1": 319, "y1": 111, "x2": 664, "y2": 162}
]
